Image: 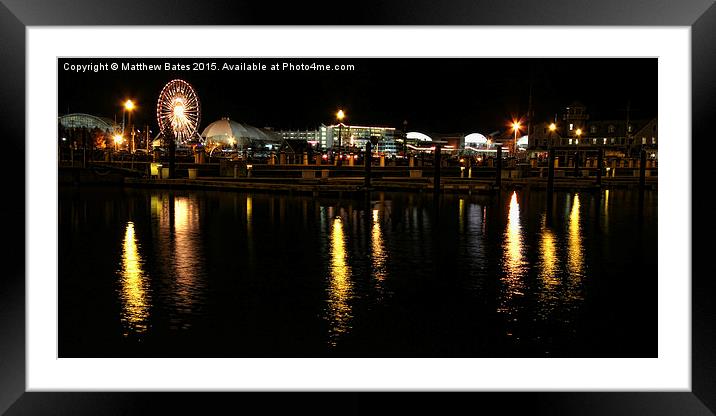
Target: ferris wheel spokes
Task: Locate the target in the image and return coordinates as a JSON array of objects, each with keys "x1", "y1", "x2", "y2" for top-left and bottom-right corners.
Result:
[{"x1": 156, "y1": 79, "x2": 201, "y2": 145}]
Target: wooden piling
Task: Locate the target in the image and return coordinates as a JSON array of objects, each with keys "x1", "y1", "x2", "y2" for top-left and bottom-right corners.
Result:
[
  {"x1": 547, "y1": 147, "x2": 555, "y2": 196},
  {"x1": 596, "y1": 148, "x2": 603, "y2": 187},
  {"x1": 365, "y1": 142, "x2": 372, "y2": 189},
  {"x1": 639, "y1": 149, "x2": 647, "y2": 190},
  {"x1": 495, "y1": 145, "x2": 502, "y2": 190},
  {"x1": 433, "y1": 144, "x2": 441, "y2": 194},
  {"x1": 168, "y1": 130, "x2": 176, "y2": 179}
]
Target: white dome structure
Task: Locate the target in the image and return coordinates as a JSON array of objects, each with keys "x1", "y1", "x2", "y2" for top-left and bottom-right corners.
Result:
[
  {"x1": 406, "y1": 131, "x2": 432, "y2": 142},
  {"x1": 464, "y1": 133, "x2": 488, "y2": 145},
  {"x1": 201, "y1": 117, "x2": 281, "y2": 147}
]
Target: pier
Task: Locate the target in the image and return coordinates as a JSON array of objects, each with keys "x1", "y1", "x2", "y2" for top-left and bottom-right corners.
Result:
[{"x1": 59, "y1": 157, "x2": 657, "y2": 196}]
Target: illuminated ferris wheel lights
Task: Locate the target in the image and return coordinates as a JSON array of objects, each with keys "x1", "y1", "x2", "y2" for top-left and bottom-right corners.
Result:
[
  {"x1": 156, "y1": 79, "x2": 201, "y2": 144},
  {"x1": 174, "y1": 104, "x2": 185, "y2": 118}
]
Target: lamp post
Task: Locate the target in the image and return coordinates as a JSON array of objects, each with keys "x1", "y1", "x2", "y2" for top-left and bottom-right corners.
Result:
[
  {"x1": 512, "y1": 121, "x2": 521, "y2": 159},
  {"x1": 548, "y1": 122, "x2": 557, "y2": 162},
  {"x1": 336, "y1": 109, "x2": 345, "y2": 166},
  {"x1": 574, "y1": 128, "x2": 583, "y2": 175},
  {"x1": 124, "y1": 99, "x2": 135, "y2": 153}
]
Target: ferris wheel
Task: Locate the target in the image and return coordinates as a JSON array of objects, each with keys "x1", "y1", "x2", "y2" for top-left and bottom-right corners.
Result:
[{"x1": 156, "y1": 79, "x2": 201, "y2": 144}]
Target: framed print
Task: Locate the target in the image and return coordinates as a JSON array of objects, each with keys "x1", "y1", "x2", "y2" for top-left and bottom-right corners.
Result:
[{"x1": 1, "y1": 0, "x2": 712, "y2": 414}]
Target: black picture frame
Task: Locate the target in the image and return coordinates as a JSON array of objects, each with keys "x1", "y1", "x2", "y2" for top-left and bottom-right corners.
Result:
[{"x1": 1, "y1": 1, "x2": 711, "y2": 414}]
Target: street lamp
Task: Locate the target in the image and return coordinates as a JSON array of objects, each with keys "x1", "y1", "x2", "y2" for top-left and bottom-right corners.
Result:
[
  {"x1": 123, "y1": 99, "x2": 135, "y2": 153},
  {"x1": 574, "y1": 128, "x2": 583, "y2": 175},
  {"x1": 512, "y1": 121, "x2": 521, "y2": 156},
  {"x1": 549, "y1": 123, "x2": 557, "y2": 146},
  {"x1": 336, "y1": 109, "x2": 345, "y2": 166}
]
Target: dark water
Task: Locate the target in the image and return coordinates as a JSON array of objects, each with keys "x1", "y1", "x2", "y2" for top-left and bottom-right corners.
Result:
[{"x1": 59, "y1": 186, "x2": 657, "y2": 357}]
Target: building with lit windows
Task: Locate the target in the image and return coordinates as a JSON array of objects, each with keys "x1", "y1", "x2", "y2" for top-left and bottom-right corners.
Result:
[
  {"x1": 528, "y1": 103, "x2": 657, "y2": 159},
  {"x1": 275, "y1": 129, "x2": 321, "y2": 145},
  {"x1": 318, "y1": 124, "x2": 396, "y2": 151}
]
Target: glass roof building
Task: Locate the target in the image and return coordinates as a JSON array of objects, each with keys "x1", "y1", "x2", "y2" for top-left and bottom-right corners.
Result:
[{"x1": 58, "y1": 113, "x2": 117, "y2": 132}]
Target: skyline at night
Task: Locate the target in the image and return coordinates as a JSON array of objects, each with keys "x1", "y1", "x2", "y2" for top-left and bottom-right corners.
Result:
[{"x1": 59, "y1": 58, "x2": 656, "y2": 134}]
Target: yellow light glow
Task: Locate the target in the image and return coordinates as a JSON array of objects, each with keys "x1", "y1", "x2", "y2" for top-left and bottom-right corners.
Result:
[
  {"x1": 506, "y1": 191, "x2": 524, "y2": 276},
  {"x1": 604, "y1": 189, "x2": 610, "y2": 233},
  {"x1": 120, "y1": 222, "x2": 150, "y2": 336},
  {"x1": 549, "y1": 123, "x2": 557, "y2": 131},
  {"x1": 327, "y1": 216, "x2": 352, "y2": 346},
  {"x1": 371, "y1": 209, "x2": 387, "y2": 285},
  {"x1": 499, "y1": 191, "x2": 526, "y2": 319},
  {"x1": 171, "y1": 196, "x2": 204, "y2": 329},
  {"x1": 575, "y1": 128, "x2": 582, "y2": 136},
  {"x1": 568, "y1": 194, "x2": 583, "y2": 277},
  {"x1": 174, "y1": 103, "x2": 185, "y2": 118},
  {"x1": 540, "y1": 224, "x2": 557, "y2": 287},
  {"x1": 124, "y1": 99, "x2": 135, "y2": 111},
  {"x1": 113, "y1": 134, "x2": 123, "y2": 144},
  {"x1": 336, "y1": 109, "x2": 345, "y2": 121},
  {"x1": 512, "y1": 121, "x2": 521, "y2": 131}
]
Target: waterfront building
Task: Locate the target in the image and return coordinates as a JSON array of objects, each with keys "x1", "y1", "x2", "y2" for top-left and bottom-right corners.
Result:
[
  {"x1": 58, "y1": 113, "x2": 123, "y2": 151},
  {"x1": 201, "y1": 117, "x2": 283, "y2": 151},
  {"x1": 318, "y1": 123, "x2": 396, "y2": 151},
  {"x1": 275, "y1": 128, "x2": 321, "y2": 146},
  {"x1": 527, "y1": 103, "x2": 657, "y2": 159},
  {"x1": 59, "y1": 113, "x2": 118, "y2": 133}
]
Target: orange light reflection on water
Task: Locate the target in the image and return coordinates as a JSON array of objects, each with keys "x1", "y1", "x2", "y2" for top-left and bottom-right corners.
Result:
[
  {"x1": 327, "y1": 216, "x2": 353, "y2": 346},
  {"x1": 119, "y1": 221, "x2": 150, "y2": 336}
]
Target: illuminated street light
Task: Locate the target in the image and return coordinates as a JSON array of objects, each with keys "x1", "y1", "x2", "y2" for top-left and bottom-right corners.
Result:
[
  {"x1": 575, "y1": 128, "x2": 582, "y2": 145},
  {"x1": 512, "y1": 121, "x2": 521, "y2": 155},
  {"x1": 549, "y1": 123, "x2": 557, "y2": 132},
  {"x1": 336, "y1": 109, "x2": 346, "y2": 166},
  {"x1": 123, "y1": 99, "x2": 136, "y2": 153}
]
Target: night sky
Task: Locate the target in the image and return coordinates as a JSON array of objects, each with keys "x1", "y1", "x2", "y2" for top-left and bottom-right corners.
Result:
[{"x1": 58, "y1": 58, "x2": 656, "y2": 134}]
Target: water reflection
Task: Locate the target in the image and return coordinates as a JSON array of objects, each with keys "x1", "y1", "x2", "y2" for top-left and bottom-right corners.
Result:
[
  {"x1": 498, "y1": 191, "x2": 527, "y2": 322},
  {"x1": 60, "y1": 188, "x2": 657, "y2": 357},
  {"x1": 154, "y1": 194, "x2": 207, "y2": 330},
  {"x1": 327, "y1": 216, "x2": 353, "y2": 346},
  {"x1": 603, "y1": 189, "x2": 610, "y2": 234},
  {"x1": 538, "y1": 194, "x2": 586, "y2": 324},
  {"x1": 567, "y1": 194, "x2": 584, "y2": 278},
  {"x1": 537, "y1": 216, "x2": 559, "y2": 317},
  {"x1": 371, "y1": 208, "x2": 387, "y2": 288},
  {"x1": 459, "y1": 198, "x2": 465, "y2": 232},
  {"x1": 119, "y1": 221, "x2": 150, "y2": 336},
  {"x1": 246, "y1": 196, "x2": 254, "y2": 267}
]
